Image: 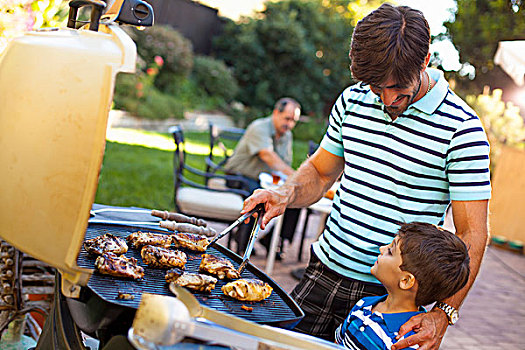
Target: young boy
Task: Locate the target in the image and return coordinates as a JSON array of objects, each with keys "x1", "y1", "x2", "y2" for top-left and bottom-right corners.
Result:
[{"x1": 335, "y1": 222, "x2": 470, "y2": 349}]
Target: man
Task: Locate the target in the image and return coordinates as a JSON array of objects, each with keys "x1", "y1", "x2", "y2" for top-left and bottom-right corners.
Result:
[
  {"x1": 242, "y1": 4, "x2": 490, "y2": 349},
  {"x1": 225, "y1": 97, "x2": 302, "y2": 256}
]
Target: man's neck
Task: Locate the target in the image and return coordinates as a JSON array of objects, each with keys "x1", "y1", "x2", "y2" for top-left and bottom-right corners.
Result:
[{"x1": 372, "y1": 292, "x2": 418, "y2": 314}]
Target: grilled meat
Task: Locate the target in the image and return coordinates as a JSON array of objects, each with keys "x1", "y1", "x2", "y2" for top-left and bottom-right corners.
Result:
[
  {"x1": 116, "y1": 292, "x2": 134, "y2": 300},
  {"x1": 171, "y1": 232, "x2": 209, "y2": 252},
  {"x1": 141, "y1": 245, "x2": 187, "y2": 269},
  {"x1": 241, "y1": 305, "x2": 253, "y2": 312},
  {"x1": 84, "y1": 233, "x2": 128, "y2": 255},
  {"x1": 199, "y1": 254, "x2": 240, "y2": 280},
  {"x1": 165, "y1": 268, "x2": 217, "y2": 292},
  {"x1": 221, "y1": 279, "x2": 273, "y2": 302},
  {"x1": 127, "y1": 231, "x2": 172, "y2": 249},
  {"x1": 95, "y1": 253, "x2": 144, "y2": 280}
]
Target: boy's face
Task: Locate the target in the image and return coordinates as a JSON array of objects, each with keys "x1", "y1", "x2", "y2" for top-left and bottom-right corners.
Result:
[{"x1": 371, "y1": 237, "x2": 406, "y2": 290}]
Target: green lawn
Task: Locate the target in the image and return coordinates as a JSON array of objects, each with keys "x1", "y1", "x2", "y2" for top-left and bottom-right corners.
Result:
[{"x1": 94, "y1": 128, "x2": 310, "y2": 210}]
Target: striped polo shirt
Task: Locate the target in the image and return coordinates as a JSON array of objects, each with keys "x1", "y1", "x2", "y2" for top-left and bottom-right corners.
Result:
[
  {"x1": 335, "y1": 295, "x2": 424, "y2": 350},
  {"x1": 314, "y1": 68, "x2": 491, "y2": 283}
]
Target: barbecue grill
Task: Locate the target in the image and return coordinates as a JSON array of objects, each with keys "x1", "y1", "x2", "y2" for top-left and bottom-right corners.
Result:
[
  {"x1": 76, "y1": 224, "x2": 303, "y2": 327},
  {"x1": 0, "y1": 1, "x2": 344, "y2": 349}
]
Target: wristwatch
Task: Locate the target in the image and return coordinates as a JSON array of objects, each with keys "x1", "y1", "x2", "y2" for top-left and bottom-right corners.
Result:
[{"x1": 434, "y1": 302, "x2": 459, "y2": 325}]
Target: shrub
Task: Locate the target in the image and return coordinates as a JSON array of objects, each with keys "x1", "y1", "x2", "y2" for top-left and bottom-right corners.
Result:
[
  {"x1": 113, "y1": 72, "x2": 140, "y2": 113},
  {"x1": 113, "y1": 58, "x2": 184, "y2": 120},
  {"x1": 292, "y1": 117, "x2": 328, "y2": 143},
  {"x1": 127, "y1": 25, "x2": 194, "y2": 89},
  {"x1": 136, "y1": 88, "x2": 184, "y2": 119},
  {"x1": 213, "y1": 0, "x2": 353, "y2": 117},
  {"x1": 467, "y1": 87, "x2": 525, "y2": 171},
  {"x1": 191, "y1": 55, "x2": 239, "y2": 103}
]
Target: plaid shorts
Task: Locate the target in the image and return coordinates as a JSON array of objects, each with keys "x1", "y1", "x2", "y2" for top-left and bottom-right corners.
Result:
[{"x1": 290, "y1": 252, "x2": 386, "y2": 341}]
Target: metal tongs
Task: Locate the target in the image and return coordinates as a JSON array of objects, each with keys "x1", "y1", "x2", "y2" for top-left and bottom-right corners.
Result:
[{"x1": 208, "y1": 204, "x2": 265, "y2": 274}]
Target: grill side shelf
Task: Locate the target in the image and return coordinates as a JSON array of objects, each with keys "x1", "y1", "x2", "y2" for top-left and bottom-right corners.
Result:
[{"x1": 77, "y1": 224, "x2": 303, "y2": 327}]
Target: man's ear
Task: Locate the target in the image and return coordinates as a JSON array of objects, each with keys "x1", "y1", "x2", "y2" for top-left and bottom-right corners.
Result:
[
  {"x1": 423, "y1": 52, "x2": 431, "y2": 68},
  {"x1": 399, "y1": 272, "x2": 416, "y2": 290}
]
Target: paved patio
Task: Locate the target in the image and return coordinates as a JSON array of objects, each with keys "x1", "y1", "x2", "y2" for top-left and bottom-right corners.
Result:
[{"x1": 210, "y1": 212, "x2": 525, "y2": 349}]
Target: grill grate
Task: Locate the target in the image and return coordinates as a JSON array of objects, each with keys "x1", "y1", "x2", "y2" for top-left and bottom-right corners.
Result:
[{"x1": 76, "y1": 225, "x2": 303, "y2": 326}]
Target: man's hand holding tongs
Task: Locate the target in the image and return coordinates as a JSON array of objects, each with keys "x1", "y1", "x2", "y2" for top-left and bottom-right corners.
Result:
[{"x1": 241, "y1": 187, "x2": 292, "y2": 229}]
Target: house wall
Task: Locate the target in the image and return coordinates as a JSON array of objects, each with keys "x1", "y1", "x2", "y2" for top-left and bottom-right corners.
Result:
[
  {"x1": 489, "y1": 145, "x2": 525, "y2": 246},
  {"x1": 147, "y1": 0, "x2": 225, "y2": 55}
]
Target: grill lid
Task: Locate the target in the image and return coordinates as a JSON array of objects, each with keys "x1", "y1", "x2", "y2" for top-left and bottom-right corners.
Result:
[{"x1": 0, "y1": 23, "x2": 137, "y2": 290}]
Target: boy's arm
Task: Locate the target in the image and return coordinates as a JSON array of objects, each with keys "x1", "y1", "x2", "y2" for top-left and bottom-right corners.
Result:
[{"x1": 391, "y1": 199, "x2": 489, "y2": 350}]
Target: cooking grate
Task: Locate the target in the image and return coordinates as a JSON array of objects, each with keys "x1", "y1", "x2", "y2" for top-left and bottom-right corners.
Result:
[{"x1": 76, "y1": 224, "x2": 303, "y2": 327}]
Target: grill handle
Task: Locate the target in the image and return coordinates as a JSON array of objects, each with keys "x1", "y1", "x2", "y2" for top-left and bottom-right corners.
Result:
[{"x1": 67, "y1": 0, "x2": 106, "y2": 31}]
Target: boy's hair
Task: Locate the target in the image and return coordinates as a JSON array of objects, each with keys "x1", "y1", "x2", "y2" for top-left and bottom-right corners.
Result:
[
  {"x1": 398, "y1": 222, "x2": 470, "y2": 306},
  {"x1": 349, "y1": 3, "x2": 430, "y2": 87}
]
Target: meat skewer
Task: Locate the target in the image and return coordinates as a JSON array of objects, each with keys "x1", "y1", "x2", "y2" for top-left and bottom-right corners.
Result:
[
  {"x1": 160, "y1": 221, "x2": 217, "y2": 237},
  {"x1": 151, "y1": 210, "x2": 207, "y2": 227},
  {"x1": 87, "y1": 219, "x2": 216, "y2": 237}
]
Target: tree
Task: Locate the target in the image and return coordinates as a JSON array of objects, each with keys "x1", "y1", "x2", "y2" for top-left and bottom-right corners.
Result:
[
  {"x1": 0, "y1": 0, "x2": 68, "y2": 52},
  {"x1": 213, "y1": 0, "x2": 357, "y2": 118},
  {"x1": 443, "y1": 0, "x2": 525, "y2": 92}
]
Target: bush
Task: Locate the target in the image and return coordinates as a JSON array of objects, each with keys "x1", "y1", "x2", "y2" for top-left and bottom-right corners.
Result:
[
  {"x1": 292, "y1": 117, "x2": 328, "y2": 143},
  {"x1": 213, "y1": 0, "x2": 353, "y2": 117},
  {"x1": 191, "y1": 55, "x2": 239, "y2": 103},
  {"x1": 136, "y1": 88, "x2": 184, "y2": 119},
  {"x1": 113, "y1": 72, "x2": 140, "y2": 113},
  {"x1": 467, "y1": 87, "x2": 525, "y2": 171},
  {"x1": 127, "y1": 25, "x2": 194, "y2": 89},
  {"x1": 113, "y1": 61, "x2": 184, "y2": 120}
]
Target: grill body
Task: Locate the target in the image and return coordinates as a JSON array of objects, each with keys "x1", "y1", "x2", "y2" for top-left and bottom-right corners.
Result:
[{"x1": 41, "y1": 223, "x2": 303, "y2": 347}]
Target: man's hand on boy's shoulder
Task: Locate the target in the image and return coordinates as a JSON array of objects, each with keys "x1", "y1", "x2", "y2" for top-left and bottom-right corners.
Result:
[{"x1": 391, "y1": 309, "x2": 448, "y2": 350}]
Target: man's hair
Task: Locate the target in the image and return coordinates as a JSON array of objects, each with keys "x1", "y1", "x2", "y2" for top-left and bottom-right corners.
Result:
[
  {"x1": 349, "y1": 3, "x2": 430, "y2": 87},
  {"x1": 275, "y1": 97, "x2": 301, "y2": 113},
  {"x1": 397, "y1": 222, "x2": 470, "y2": 306}
]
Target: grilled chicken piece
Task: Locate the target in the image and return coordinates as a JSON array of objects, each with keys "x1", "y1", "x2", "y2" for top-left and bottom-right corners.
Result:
[
  {"x1": 221, "y1": 279, "x2": 273, "y2": 302},
  {"x1": 84, "y1": 233, "x2": 128, "y2": 255},
  {"x1": 127, "y1": 231, "x2": 172, "y2": 249},
  {"x1": 141, "y1": 245, "x2": 187, "y2": 269},
  {"x1": 199, "y1": 254, "x2": 240, "y2": 280},
  {"x1": 165, "y1": 268, "x2": 217, "y2": 292},
  {"x1": 95, "y1": 253, "x2": 144, "y2": 280},
  {"x1": 171, "y1": 232, "x2": 209, "y2": 252}
]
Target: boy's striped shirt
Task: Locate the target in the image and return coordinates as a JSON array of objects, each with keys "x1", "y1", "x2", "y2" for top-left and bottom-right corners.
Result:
[
  {"x1": 314, "y1": 68, "x2": 491, "y2": 283},
  {"x1": 335, "y1": 295, "x2": 424, "y2": 349}
]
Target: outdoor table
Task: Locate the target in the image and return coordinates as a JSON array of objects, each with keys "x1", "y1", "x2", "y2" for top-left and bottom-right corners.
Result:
[{"x1": 259, "y1": 173, "x2": 334, "y2": 274}]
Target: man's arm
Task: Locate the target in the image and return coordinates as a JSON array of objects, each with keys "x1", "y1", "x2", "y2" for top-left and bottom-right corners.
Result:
[
  {"x1": 258, "y1": 148, "x2": 295, "y2": 176},
  {"x1": 242, "y1": 148, "x2": 344, "y2": 228},
  {"x1": 392, "y1": 199, "x2": 489, "y2": 350}
]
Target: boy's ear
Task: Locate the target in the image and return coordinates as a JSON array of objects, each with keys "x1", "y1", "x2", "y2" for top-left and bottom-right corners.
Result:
[{"x1": 399, "y1": 272, "x2": 416, "y2": 290}]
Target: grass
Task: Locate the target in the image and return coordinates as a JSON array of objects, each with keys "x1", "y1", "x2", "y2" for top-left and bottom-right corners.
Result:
[{"x1": 95, "y1": 128, "x2": 310, "y2": 210}]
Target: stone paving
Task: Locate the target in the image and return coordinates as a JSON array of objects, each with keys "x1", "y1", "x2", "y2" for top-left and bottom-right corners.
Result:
[{"x1": 210, "y1": 213, "x2": 525, "y2": 349}]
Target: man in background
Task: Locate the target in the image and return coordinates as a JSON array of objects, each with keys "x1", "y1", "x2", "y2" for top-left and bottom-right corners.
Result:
[{"x1": 225, "y1": 97, "x2": 302, "y2": 258}]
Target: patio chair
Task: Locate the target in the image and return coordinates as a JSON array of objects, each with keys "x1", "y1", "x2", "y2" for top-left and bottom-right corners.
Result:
[
  {"x1": 169, "y1": 125, "x2": 251, "y2": 247},
  {"x1": 205, "y1": 122, "x2": 245, "y2": 189}
]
